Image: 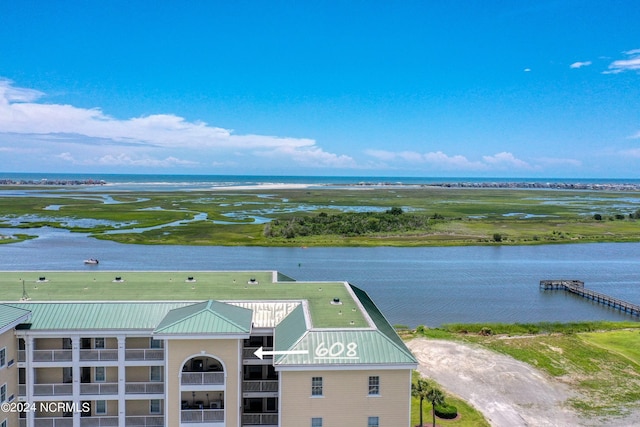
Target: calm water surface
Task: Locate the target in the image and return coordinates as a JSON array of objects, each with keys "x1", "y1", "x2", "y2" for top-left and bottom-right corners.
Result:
[{"x1": 1, "y1": 227, "x2": 639, "y2": 327}]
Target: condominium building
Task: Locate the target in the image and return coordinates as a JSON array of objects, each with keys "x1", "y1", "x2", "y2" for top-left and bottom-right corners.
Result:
[{"x1": 0, "y1": 271, "x2": 417, "y2": 427}]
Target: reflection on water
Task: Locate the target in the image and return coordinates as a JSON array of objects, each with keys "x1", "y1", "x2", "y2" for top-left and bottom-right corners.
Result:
[{"x1": 0, "y1": 228, "x2": 639, "y2": 327}]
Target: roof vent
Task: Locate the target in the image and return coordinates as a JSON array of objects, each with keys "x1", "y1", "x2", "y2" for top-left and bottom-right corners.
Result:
[
  {"x1": 248, "y1": 278, "x2": 259, "y2": 285},
  {"x1": 113, "y1": 276, "x2": 124, "y2": 283},
  {"x1": 331, "y1": 297, "x2": 342, "y2": 305},
  {"x1": 37, "y1": 276, "x2": 47, "y2": 282},
  {"x1": 186, "y1": 276, "x2": 196, "y2": 283}
]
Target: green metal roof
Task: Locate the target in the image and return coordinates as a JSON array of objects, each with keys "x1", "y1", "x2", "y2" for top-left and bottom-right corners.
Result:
[
  {"x1": 154, "y1": 300, "x2": 252, "y2": 335},
  {"x1": 0, "y1": 303, "x2": 31, "y2": 333},
  {"x1": 274, "y1": 329, "x2": 417, "y2": 366},
  {"x1": 274, "y1": 304, "x2": 309, "y2": 353},
  {"x1": 8, "y1": 302, "x2": 190, "y2": 330}
]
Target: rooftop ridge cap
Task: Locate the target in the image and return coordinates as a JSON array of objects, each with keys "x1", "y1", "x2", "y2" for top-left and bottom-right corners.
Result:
[
  {"x1": 204, "y1": 300, "x2": 252, "y2": 332},
  {"x1": 344, "y1": 282, "x2": 376, "y2": 328}
]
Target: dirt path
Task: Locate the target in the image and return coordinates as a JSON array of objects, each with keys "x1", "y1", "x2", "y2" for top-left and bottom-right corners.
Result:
[{"x1": 407, "y1": 338, "x2": 583, "y2": 427}]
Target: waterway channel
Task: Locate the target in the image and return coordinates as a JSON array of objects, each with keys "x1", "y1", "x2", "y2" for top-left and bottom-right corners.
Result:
[{"x1": 1, "y1": 227, "x2": 639, "y2": 327}]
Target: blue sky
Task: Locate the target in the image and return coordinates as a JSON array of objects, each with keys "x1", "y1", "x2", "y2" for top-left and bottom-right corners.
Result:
[{"x1": 1, "y1": 1, "x2": 639, "y2": 178}]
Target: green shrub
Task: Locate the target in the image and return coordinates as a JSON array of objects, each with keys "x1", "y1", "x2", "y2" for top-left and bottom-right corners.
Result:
[{"x1": 435, "y1": 403, "x2": 458, "y2": 419}]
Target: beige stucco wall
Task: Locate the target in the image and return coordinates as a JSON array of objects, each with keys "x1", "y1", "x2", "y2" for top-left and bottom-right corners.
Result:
[
  {"x1": 127, "y1": 399, "x2": 163, "y2": 416},
  {"x1": 279, "y1": 369, "x2": 412, "y2": 427},
  {"x1": 166, "y1": 338, "x2": 241, "y2": 427},
  {"x1": 34, "y1": 367, "x2": 64, "y2": 384},
  {"x1": 0, "y1": 330, "x2": 18, "y2": 427},
  {"x1": 127, "y1": 337, "x2": 152, "y2": 348}
]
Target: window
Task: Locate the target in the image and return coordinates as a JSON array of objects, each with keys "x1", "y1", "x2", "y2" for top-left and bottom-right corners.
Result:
[
  {"x1": 150, "y1": 399, "x2": 161, "y2": 414},
  {"x1": 96, "y1": 400, "x2": 107, "y2": 415},
  {"x1": 0, "y1": 348, "x2": 5, "y2": 368},
  {"x1": 0, "y1": 384, "x2": 6, "y2": 403},
  {"x1": 368, "y1": 417, "x2": 379, "y2": 427},
  {"x1": 94, "y1": 338, "x2": 105, "y2": 349},
  {"x1": 368, "y1": 376, "x2": 380, "y2": 395},
  {"x1": 95, "y1": 367, "x2": 106, "y2": 382},
  {"x1": 1, "y1": 419, "x2": 6, "y2": 427},
  {"x1": 311, "y1": 418, "x2": 322, "y2": 427},
  {"x1": 311, "y1": 377, "x2": 323, "y2": 396},
  {"x1": 150, "y1": 338, "x2": 163, "y2": 349},
  {"x1": 150, "y1": 366, "x2": 162, "y2": 382}
]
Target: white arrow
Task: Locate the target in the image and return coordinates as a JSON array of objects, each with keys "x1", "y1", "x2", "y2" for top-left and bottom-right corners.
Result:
[{"x1": 254, "y1": 346, "x2": 309, "y2": 360}]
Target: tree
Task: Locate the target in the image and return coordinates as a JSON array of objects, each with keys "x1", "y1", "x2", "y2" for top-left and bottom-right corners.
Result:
[
  {"x1": 426, "y1": 386, "x2": 446, "y2": 427},
  {"x1": 411, "y1": 377, "x2": 430, "y2": 427}
]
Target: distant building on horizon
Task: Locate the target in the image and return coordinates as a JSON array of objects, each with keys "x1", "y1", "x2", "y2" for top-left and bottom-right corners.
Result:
[{"x1": 0, "y1": 270, "x2": 417, "y2": 427}]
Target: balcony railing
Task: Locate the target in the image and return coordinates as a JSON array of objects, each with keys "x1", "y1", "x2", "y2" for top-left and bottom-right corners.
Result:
[
  {"x1": 242, "y1": 413, "x2": 278, "y2": 425},
  {"x1": 181, "y1": 409, "x2": 224, "y2": 423},
  {"x1": 33, "y1": 350, "x2": 72, "y2": 362},
  {"x1": 181, "y1": 372, "x2": 224, "y2": 385},
  {"x1": 242, "y1": 347, "x2": 273, "y2": 360},
  {"x1": 33, "y1": 383, "x2": 73, "y2": 396},
  {"x1": 125, "y1": 415, "x2": 164, "y2": 426},
  {"x1": 80, "y1": 349, "x2": 119, "y2": 361},
  {"x1": 33, "y1": 418, "x2": 74, "y2": 427},
  {"x1": 125, "y1": 349, "x2": 164, "y2": 361},
  {"x1": 80, "y1": 382, "x2": 118, "y2": 395},
  {"x1": 125, "y1": 382, "x2": 164, "y2": 394},
  {"x1": 18, "y1": 349, "x2": 25, "y2": 362},
  {"x1": 18, "y1": 383, "x2": 26, "y2": 396},
  {"x1": 80, "y1": 416, "x2": 119, "y2": 426},
  {"x1": 243, "y1": 380, "x2": 278, "y2": 393}
]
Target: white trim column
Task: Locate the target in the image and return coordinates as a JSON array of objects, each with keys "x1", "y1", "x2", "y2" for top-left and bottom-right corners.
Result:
[
  {"x1": 71, "y1": 336, "x2": 80, "y2": 427},
  {"x1": 117, "y1": 335, "x2": 126, "y2": 426},
  {"x1": 25, "y1": 337, "x2": 34, "y2": 427}
]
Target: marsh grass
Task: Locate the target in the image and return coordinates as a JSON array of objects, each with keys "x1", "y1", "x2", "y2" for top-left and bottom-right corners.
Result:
[{"x1": 1, "y1": 187, "x2": 639, "y2": 246}]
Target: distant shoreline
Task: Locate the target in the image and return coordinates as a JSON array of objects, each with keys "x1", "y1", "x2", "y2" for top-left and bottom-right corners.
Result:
[{"x1": 2, "y1": 177, "x2": 640, "y2": 192}]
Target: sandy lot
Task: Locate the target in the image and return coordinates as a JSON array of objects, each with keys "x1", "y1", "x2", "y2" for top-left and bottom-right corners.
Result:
[{"x1": 407, "y1": 338, "x2": 639, "y2": 427}]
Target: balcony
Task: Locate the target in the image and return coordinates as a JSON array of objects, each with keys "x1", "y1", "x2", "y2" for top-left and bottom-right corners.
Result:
[
  {"x1": 33, "y1": 383, "x2": 73, "y2": 396},
  {"x1": 32, "y1": 418, "x2": 73, "y2": 427},
  {"x1": 181, "y1": 408, "x2": 224, "y2": 424},
  {"x1": 80, "y1": 382, "x2": 118, "y2": 395},
  {"x1": 80, "y1": 349, "x2": 119, "y2": 362},
  {"x1": 243, "y1": 380, "x2": 278, "y2": 393},
  {"x1": 242, "y1": 347, "x2": 273, "y2": 361},
  {"x1": 242, "y1": 413, "x2": 278, "y2": 426},
  {"x1": 124, "y1": 416, "x2": 164, "y2": 426},
  {"x1": 181, "y1": 372, "x2": 224, "y2": 386},
  {"x1": 125, "y1": 382, "x2": 164, "y2": 394},
  {"x1": 32, "y1": 350, "x2": 72, "y2": 362},
  {"x1": 79, "y1": 417, "x2": 119, "y2": 426},
  {"x1": 125, "y1": 349, "x2": 164, "y2": 361}
]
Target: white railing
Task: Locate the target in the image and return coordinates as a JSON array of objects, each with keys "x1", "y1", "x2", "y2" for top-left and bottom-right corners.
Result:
[
  {"x1": 181, "y1": 409, "x2": 224, "y2": 423},
  {"x1": 243, "y1": 380, "x2": 278, "y2": 392},
  {"x1": 181, "y1": 372, "x2": 224, "y2": 385},
  {"x1": 80, "y1": 349, "x2": 119, "y2": 361},
  {"x1": 125, "y1": 382, "x2": 164, "y2": 394},
  {"x1": 80, "y1": 382, "x2": 118, "y2": 395},
  {"x1": 33, "y1": 418, "x2": 74, "y2": 427},
  {"x1": 80, "y1": 417, "x2": 120, "y2": 426},
  {"x1": 33, "y1": 350, "x2": 72, "y2": 362},
  {"x1": 125, "y1": 415, "x2": 164, "y2": 426},
  {"x1": 242, "y1": 413, "x2": 278, "y2": 425},
  {"x1": 33, "y1": 383, "x2": 73, "y2": 396},
  {"x1": 125, "y1": 348, "x2": 164, "y2": 361}
]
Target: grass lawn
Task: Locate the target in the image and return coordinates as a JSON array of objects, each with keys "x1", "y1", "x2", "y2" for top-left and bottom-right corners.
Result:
[{"x1": 408, "y1": 322, "x2": 640, "y2": 418}]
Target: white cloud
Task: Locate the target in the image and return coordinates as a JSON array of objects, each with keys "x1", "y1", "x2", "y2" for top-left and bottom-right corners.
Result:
[
  {"x1": 365, "y1": 149, "x2": 536, "y2": 171},
  {"x1": 619, "y1": 148, "x2": 640, "y2": 158},
  {"x1": 0, "y1": 79, "x2": 351, "y2": 171},
  {"x1": 570, "y1": 61, "x2": 592, "y2": 69},
  {"x1": 603, "y1": 49, "x2": 640, "y2": 74}
]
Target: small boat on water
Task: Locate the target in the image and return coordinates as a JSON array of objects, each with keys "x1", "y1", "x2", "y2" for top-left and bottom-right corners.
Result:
[{"x1": 84, "y1": 258, "x2": 99, "y2": 265}]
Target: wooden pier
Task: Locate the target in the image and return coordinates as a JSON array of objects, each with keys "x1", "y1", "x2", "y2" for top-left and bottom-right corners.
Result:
[{"x1": 540, "y1": 280, "x2": 640, "y2": 317}]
